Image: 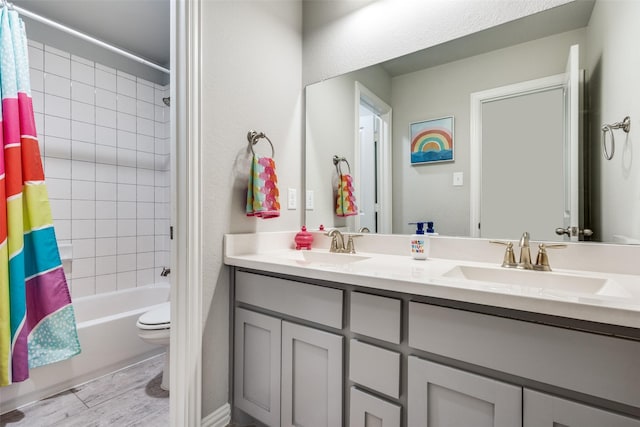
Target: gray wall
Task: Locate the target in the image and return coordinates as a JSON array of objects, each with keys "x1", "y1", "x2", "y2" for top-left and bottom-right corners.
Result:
[
  {"x1": 200, "y1": 0, "x2": 303, "y2": 417},
  {"x1": 391, "y1": 28, "x2": 586, "y2": 236}
]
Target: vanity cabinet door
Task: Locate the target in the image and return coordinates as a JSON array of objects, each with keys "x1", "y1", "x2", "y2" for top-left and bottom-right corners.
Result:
[
  {"x1": 234, "y1": 308, "x2": 281, "y2": 427},
  {"x1": 524, "y1": 389, "x2": 640, "y2": 427},
  {"x1": 281, "y1": 321, "x2": 343, "y2": 427},
  {"x1": 349, "y1": 387, "x2": 401, "y2": 427},
  {"x1": 408, "y1": 356, "x2": 522, "y2": 427}
]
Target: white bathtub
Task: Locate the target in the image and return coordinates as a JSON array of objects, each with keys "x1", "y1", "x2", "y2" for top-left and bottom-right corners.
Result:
[{"x1": 0, "y1": 283, "x2": 170, "y2": 414}]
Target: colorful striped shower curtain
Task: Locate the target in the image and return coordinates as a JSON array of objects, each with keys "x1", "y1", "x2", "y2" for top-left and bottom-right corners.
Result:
[{"x1": 0, "y1": 7, "x2": 80, "y2": 386}]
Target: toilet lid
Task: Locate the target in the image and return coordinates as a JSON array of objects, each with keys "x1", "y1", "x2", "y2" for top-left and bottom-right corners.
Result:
[{"x1": 137, "y1": 302, "x2": 170, "y2": 330}]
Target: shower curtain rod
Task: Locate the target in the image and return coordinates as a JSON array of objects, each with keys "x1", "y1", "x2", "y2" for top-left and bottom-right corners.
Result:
[{"x1": 11, "y1": 4, "x2": 170, "y2": 75}]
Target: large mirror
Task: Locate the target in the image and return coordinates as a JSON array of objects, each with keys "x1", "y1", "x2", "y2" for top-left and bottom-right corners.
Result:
[{"x1": 304, "y1": 0, "x2": 640, "y2": 244}]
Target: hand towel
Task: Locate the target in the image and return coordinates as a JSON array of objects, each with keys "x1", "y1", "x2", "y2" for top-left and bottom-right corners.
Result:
[
  {"x1": 246, "y1": 155, "x2": 280, "y2": 218},
  {"x1": 336, "y1": 173, "x2": 358, "y2": 217}
]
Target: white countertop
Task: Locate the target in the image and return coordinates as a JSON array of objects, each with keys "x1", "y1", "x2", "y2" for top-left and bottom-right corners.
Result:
[{"x1": 224, "y1": 232, "x2": 640, "y2": 329}]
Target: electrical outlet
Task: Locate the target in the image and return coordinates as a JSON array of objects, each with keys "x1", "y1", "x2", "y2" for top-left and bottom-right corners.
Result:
[
  {"x1": 453, "y1": 172, "x2": 464, "y2": 187},
  {"x1": 306, "y1": 190, "x2": 314, "y2": 210},
  {"x1": 287, "y1": 188, "x2": 297, "y2": 210}
]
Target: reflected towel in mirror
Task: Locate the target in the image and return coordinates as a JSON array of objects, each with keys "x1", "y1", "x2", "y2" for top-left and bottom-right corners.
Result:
[{"x1": 336, "y1": 174, "x2": 357, "y2": 217}]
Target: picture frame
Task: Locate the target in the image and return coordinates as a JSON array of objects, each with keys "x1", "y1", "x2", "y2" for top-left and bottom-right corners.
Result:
[{"x1": 410, "y1": 116, "x2": 454, "y2": 165}]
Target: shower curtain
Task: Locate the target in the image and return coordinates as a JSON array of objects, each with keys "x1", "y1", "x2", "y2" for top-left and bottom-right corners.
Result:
[{"x1": 0, "y1": 7, "x2": 80, "y2": 386}]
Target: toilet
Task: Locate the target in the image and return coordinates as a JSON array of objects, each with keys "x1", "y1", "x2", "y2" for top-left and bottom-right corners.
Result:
[{"x1": 136, "y1": 301, "x2": 171, "y2": 391}]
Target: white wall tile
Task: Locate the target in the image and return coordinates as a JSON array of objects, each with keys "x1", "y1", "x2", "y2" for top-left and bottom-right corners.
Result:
[
  {"x1": 154, "y1": 105, "x2": 165, "y2": 123},
  {"x1": 71, "y1": 55, "x2": 93, "y2": 67},
  {"x1": 45, "y1": 52, "x2": 71, "y2": 78},
  {"x1": 137, "y1": 100, "x2": 154, "y2": 120},
  {"x1": 117, "y1": 130, "x2": 136, "y2": 150},
  {"x1": 32, "y1": 90, "x2": 44, "y2": 113},
  {"x1": 96, "y1": 273, "x2": 117, "y2": 294},
  {"x1": 137, "y1": 80, "x2": 155, "y2": 102},
  {"x1": 117, "y1": 75, "x2": 136, "y2": 95},
  {"x1": 72, "y1": 101, "x2": 95, "y2": 124},
  {"x1": 117, "y1": 112, "x2": 136, "y2": 132},
  {"x1": 117, "y1": 166, "x2": 137, "y2": 184},
  {"x1": 71, "y1": 60, "x2": 94, "y2": 86},
  {"x1": 96, "y1": 107, "x2": 116, "y2": 128},
  {"x1": 72, "y1": 120, "x2": 95, "y2": 143},
  {"x1": 155, "y1": 203, "x2": 169, "y2": 219},
  {"x1": 116, "y1": 271, "x2": 136, "y2": 290},
  {"x1": 155, "y1": 236, "x2": 170, "y2": 252},
  {"x1": 137, "y1": 134, "x2": 154, "y2": 153},
  {"x1": 154, "y1": 186, "x2": 167, "y2": 203},
  {"x1": 117, "y1": 201, "x2": 137, "y2": 219},
  {"x1": 137, "y1": 219, "x2": 155, "y2": 236},
  {"x1": 137, "y1": 185, "x2": 155, "y2": 202},
  {"x1": 96, "y1": 125, "x2": 117, "y2": 147},
  {"x1": 31, "y1": 69, "x2": 44, "y2": 92},
  {"x1": 95, "y1": 68, "x2": 116, "y2": 91},
  {"x1": 137, "y1": 252, "x2": 155, "y2": 269},
  {"x1": 96, "y1": 164, "x2": 117, "y2": 183},
  {"x1": 136, "y1": 269, "x2": 155, "y2": 287},
  {"x1": 137, "y1": 202, "x2": 155, "y2": 219},
  {"x1": 118, "y1": 219, "x2": 137, "y2": 236},
  {"x1": 96, "y1": 145, "x2": 117, "y2": 165},
  {"x1": 117, "y1": 183, "x2": 137, "y2": 201},
  {"x1": 72, "y1": 219, "x2": 95, "y2": 239},
  {"x1": 155, "y1": 219, "x2": 169, "y2": 236},
  {"x1": 96, "y1": 255, "x2": 117, "y2": 275},
  {"x1": 46, "y1": 177, "x2": 71, "y2": 199},
  {"x1": 45, "y1": 45, "x2": 70, "y2": 58},
  {"x1": 44, "y1": 94, "x2": 71, "y2": 119},
  {"x1": 137, "y1": 235, "x2": 155, "y2": 252},
  {"x1": 71, "y1": 82, "x2": 95, "y2": 105},
  {"x1": 117, "y1": 94, "x2": 136, "y2": 115},
  {"x1": 44, "y1": 136, "x2": 71, "y2": 160},
  {"x1": 137, "y1": 118, "x2": 154, "y2": 137},
  {"x1": 155, "y1": 251, "x2": 170, "y2": 269},
  {"x1": 44, "y1": 74, "x2": 70, "y2": 99},
  {"x1": 53, "y1": 219, "x2": 71, "y2": 240},
  {"x1": 71, "y1": 277, "x2": 96, "y2": 299},
  {"x1": 137, "y1": 151, "x2": 155, "y2": 170},
  {"x1": 117, "y1": 254, "x2": 137, "y2": 272},
  {"x1": 96, "y1": 238, "x2": 117, "y2": 256},
  {"x1": 29, "y1": 46, "x2": 44, "y2": 71},
  {"x1": 44, "y1": 115, "x2": 71, "y2": 139},
  {"x1": 71, "y1": 160, "x2": 96, "y2": 182},
  {"x1": 117, "y1": 236, "x2": 137, "y2": 255},
  {"x1": 71, "y1": 257, "x2": 95, "y2": 279},
  {"x1": 72, "y1": 238, "x2": 96, "y2": 259},
  {"x1": 72, "y1": 200, "x2": 95, "y2": 219},
  {"x1": 96, "y1": 201, "x2": 117, "y2": 219},
  {"x1": 45, "y1": 158, "x2": 72, "y2": 179},
  {"x1": 138, "y1": 169, "x2": 154, "y2": 186},
  {"x1": 50, "y1": 199, "x2": 71, "y2": 220},
  {"x1": 96, "y1": 183, "x2": 117, "y2": 201},
  {"x1": 95, "y1": 88, "x2": 116, "y2": 110},
  {"x1": 34, "y1": 113, "x2": 44, "y2": 136},
  {"x1": 72, "y1": 140, "x2": 96, "y2": 162},
  {"x1": 96, "y1": 63, "x2": 115, "y2": 74},
  {"x1": 71, "y1": 180, "x2": 95, "y2": 200},
  {"x1": 154, "y1": 121, "x2": 165, "y2": 139},
  {"x1": 95, "y1": 219, "x2": 117, "y2": 238}
]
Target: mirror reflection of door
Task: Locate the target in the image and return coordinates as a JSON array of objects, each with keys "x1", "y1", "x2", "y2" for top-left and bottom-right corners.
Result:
[{"x1": 354, "y1": 82, "x2": 393, "y2": 234}]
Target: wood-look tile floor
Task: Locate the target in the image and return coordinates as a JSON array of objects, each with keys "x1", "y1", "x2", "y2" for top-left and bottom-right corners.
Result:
[{"x1": 0, "y1": 355, "x2": 169, "y2": 427}]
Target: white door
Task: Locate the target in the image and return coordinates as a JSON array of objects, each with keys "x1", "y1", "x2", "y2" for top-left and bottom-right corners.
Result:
[
  {"x1": 281, "y1": 321, "x2": 343, "y2": 427},
  {"x1": 408, "y1": 356, "x2": 522, "y2": 427},
  {"x1": 234, "y1": 308, "x2": 281, "y2": 427},
  {"x1": 524, "y1": 389, "x2": 640, "y2": 427}
]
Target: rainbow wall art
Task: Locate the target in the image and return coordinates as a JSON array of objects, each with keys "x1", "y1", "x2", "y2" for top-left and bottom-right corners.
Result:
[{"x1": 410, "y1": 116, "x2": 454, "y2": 164}]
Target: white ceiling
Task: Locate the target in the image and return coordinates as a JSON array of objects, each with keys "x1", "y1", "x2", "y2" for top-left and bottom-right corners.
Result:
[{"x1": 12, "y1": 0, "x2": 170, "y2": 67}]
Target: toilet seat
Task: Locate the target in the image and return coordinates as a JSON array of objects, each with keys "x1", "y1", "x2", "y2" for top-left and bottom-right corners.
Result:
[{"x1": 137, "y1": 302, "x2": 170, "y2": 330}]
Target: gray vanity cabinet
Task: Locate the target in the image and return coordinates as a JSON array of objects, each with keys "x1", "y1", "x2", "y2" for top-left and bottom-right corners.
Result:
[
  {"x1": 523, "y1": 389, "x2": 640, "y2": 427},
  {"x1": 407, "y1": 356, "x2": 522, "y2": 427},
  {"x1": 234, "y1": 308, "x2": 282, "y2": 426}
]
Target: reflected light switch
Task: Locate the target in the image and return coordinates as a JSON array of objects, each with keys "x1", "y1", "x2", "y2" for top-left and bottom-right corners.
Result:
[
  {"x1": 453, "y1": 172, "x2": 463, "y2": 186},
  {"x1": 306, "y1": 190, "x2": 314, "y2": 210}
]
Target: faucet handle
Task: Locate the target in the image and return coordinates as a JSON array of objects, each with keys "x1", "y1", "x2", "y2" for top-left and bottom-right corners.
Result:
[
  {"x1": 490, "y1": 240, "x2": 517, "y2": 268},
  {"x1": 533, "y1": 243, "x2": 567, "y2": 271},
  {"x1": 345, "y1": 234, "x2": 362, "y2": 254}
]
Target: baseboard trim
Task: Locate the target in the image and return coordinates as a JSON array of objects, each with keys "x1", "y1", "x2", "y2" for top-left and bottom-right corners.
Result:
[{"x1": 201, "y1": 402, "x2": 231, "y2": 427}]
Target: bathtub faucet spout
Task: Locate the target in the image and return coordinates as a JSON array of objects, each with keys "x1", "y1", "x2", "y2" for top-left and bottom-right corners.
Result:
[{"x1": 160, "y1": 267, "x2": 171, "y2": 277}]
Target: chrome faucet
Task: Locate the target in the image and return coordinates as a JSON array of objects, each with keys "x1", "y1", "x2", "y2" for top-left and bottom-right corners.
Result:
[{"x1": 327, "y1": 229, "x2": 346, "y2": 253}]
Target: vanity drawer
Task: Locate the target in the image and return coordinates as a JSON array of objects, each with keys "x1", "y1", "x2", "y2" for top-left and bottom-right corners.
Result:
[
  {"x1": 349, "y1": 339, "x2": 401, "y2": 399},
  {"x1": 349, "y1": 387, "x2": 401, "y2": 427},
  {"x1": 408, "y1": 301, "x2": 640, "y2": 409},
  {"x1": 350, "y1": 292, "x2": 401, "y2": 344},
  {"x1": 235, "y1": 270, "x2": 343, "y2": 329}
]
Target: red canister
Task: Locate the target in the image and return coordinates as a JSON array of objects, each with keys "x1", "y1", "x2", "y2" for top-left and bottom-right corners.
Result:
[{"x1": 295, "y1": 226, "x2": 313, "y2": 250}]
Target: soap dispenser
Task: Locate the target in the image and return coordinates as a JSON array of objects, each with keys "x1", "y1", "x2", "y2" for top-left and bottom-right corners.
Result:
[{"x1": 409, "y1": 222, "x2": 429, "y2": 260}]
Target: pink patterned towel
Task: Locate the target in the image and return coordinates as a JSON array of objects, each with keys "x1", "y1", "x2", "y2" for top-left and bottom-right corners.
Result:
[
  {"x1": 246, "y1": 156, "x2": 280, "y2": 218},
  {"x1": 336, "y1": 174, "x2": 357, "y2": 217}
]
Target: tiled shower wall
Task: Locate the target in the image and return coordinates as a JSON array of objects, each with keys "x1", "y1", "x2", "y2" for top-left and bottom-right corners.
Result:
[{"x1": 27, "y1": 40, "x2": 171, "y2": 299}]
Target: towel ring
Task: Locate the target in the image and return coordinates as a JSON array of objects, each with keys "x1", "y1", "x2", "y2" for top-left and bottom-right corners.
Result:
[
  {"x1": 333, "y1": 155, "x2": 351, "y2": 175},
  {"x1": 601, "y1": 116, "x2": 630, "y2": 160},
  {"x1": 247, "y1": 130, "x2": 275, "y2": 158}
]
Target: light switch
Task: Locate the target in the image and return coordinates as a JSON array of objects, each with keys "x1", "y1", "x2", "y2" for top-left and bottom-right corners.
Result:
[
  {"x1": 453, "y1": 172, "x2": 463, "y2": 186},
  {"x1": 287, "y1": 188, "x2": 297, "y2": 210},
  {"x1": 306, "y1": 190, "x2": 314, "y2": 210}
]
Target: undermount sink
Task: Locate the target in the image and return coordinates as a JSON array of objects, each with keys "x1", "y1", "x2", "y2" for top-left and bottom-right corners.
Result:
[
  {"x1": 442, "y1": 265, "x2": 631, "y2": 298},
  {"x1": 298, "y1": 251, "x2": 371, "y2": 265}
]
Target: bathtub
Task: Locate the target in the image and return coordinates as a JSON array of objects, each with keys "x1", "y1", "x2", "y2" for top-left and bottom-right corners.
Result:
[{"x1": 0, "y1": 283, "x2": 170, "y2": 414}]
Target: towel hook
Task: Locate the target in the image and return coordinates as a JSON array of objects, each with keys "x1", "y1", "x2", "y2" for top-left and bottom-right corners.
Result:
[
  {"x1": 247, "y1": 130, "x2": 275, "y2": 158},
  {"x1": 333, "y1": 155, "x2": 351, "y2": 175},
  {"x1": 602, "y1": 116, "x2": 631, "y2": 160}
]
